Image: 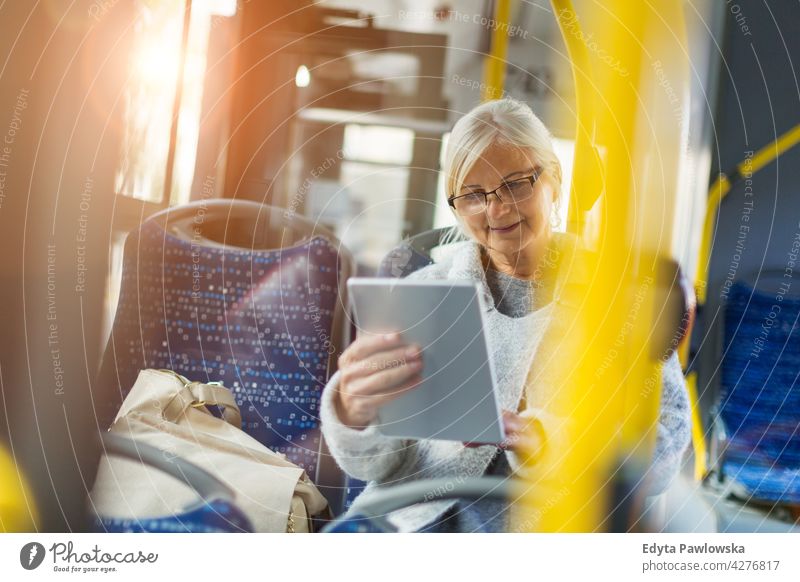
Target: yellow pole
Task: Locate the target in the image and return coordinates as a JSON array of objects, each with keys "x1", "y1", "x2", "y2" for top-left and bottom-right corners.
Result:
[
  {"x1": 0, "y1": 446, "x2": 38, "y2": 531},
  {"x1": 517, "y1": 0, "x2": 689, "y2": 532},
  {"x1": 694, "y1": 175, "x2": 731, "y2": 305},
  {"x1": 550, "y1": 0, "x2": 602, "y2": 233},
  {"x1": 685, "y1": 372, "x2": 708, "y2": 480},
  {"x1": 481, "y1": 0, "x2": 512, "y2": 102}
]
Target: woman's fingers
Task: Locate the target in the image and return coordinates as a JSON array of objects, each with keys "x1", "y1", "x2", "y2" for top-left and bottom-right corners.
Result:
[
  {"x1": 336, "y1": 372, "x2": 423, "y2": 428},
  {"x1": 349, "y1": 373, "x2": 423, "y2": 410},
  {"x1": 501, "y1": 410, "x2": 545, "y2": 452},
  {"x1": 340, "y1": 343, "x2": 421, "y2": 383},
  {"x1": 347, "y1": 357, "x2": 424, "y2": 397},
  {"x1": 501, "y1": 431, "x2": 537, "y2": 452},
  {"x1": 339, "y1": 332, "x2": 405, "y2": 368},
  {"x1": 502, "y1": 410, "x2": 525, "y2": 433},
  {"x1": 335, "y1": 333, "x2": 424, "y2": 428}
]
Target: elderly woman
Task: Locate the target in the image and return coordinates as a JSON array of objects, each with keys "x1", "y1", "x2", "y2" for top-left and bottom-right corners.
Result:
[{"x1": 320, "y1": 98, "x2": 691, "y2": 532}]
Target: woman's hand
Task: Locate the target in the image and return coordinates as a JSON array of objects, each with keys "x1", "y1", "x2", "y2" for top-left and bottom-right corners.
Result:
[
  {"x1": 334, "y1": 332, "x2": 423, "y2": 429},
  {"x1": 499, "y1": 410, "x2": 547, "y2": 459}
]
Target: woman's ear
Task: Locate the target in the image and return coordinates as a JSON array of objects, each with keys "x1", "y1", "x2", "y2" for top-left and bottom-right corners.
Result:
[
  {"x1": 550, "y1": 177, "x2": 561, "y2": 204},
  {"x1": 550, "y1": 196, "x2": 562, "y2": 231}
]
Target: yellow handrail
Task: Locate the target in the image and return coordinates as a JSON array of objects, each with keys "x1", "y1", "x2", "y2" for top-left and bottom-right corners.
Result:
[
  {"x1": 694, "y1": 122, "x2": 800, "y2": 305},
  {"x1": 481, "y1": 0, "x2": 511, "y2": 102},
  {"x1": 550, "y1": 0, "x2": 603, "y2": 233},
  {"x1": 685, "y1": 371, "x2": 708, "y2": 480},
  {"x1": 516, "y1": 0, "x2": 689, "y2": 532},
  {"x1": 687, "y1": 122, "x2": 800, "y2": 481}
]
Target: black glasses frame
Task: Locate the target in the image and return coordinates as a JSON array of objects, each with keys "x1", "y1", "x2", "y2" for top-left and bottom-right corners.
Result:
[{"x1": 448, "y1": 170, "x2": 541, "y2": 211}]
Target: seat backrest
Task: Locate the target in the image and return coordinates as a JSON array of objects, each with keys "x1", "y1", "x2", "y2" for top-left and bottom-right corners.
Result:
[
  {"x1": 720, "y1": 279, "x2": 800, "y2": 471},
  {"x1": 160, "y1": 199, "x2": 337, "y2": 250},
  {"x1": 98, "y1": 200, "x2": 353, "y2": 512},
  {"x1": 376, "y1": 227, "x2": 463, "y2": 278}
]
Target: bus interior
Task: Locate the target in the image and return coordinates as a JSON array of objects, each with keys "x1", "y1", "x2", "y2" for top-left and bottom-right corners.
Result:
[{"x1": 1, "y1": 0, "x2": 799, "y2": 535}]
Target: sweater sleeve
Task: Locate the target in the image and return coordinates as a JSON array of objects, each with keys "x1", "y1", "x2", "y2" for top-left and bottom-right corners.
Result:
[
  {"x1": 319, "y1": 370, "x2": 415, "y2": 482},
  {"x1": 647, "y1": 351, "x2": 692, "y2": 495}
]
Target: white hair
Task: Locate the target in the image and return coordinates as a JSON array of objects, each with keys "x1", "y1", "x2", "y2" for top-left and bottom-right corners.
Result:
[{"x1": 440, "y1": 98, "x2": 563, "y2": 243}]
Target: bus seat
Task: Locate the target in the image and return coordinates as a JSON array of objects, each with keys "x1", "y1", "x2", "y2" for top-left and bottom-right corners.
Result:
[
  {"x1": 97, "y1": 200, "x2": 354, "y2": 516},
  {"x1": 710, "y1": 279, "x2": 800, "y2": 511},
  {"x1": 324, "y1": 477, "x2": 512, "y2": 533},
  {"x1": 375, "y1": 226, "x2": 458, "y2": 278}
]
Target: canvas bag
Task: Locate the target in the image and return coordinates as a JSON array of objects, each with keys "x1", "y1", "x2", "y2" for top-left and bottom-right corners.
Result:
[{"x1": 90, "y1": 369, "x2": 328, "y2": 532}]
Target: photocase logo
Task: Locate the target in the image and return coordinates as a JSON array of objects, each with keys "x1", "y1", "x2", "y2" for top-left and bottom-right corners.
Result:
[{"x1": 19, "y1": 542, "x2": 46, "y2": 570}]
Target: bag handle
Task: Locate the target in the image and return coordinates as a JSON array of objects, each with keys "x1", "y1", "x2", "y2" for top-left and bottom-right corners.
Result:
[
  {"x1": 186, "y1": 381, "x2": 242, "y2": 427},
  {"x1": 159, "y1": 370, "x2": 242, "y2": 428}
]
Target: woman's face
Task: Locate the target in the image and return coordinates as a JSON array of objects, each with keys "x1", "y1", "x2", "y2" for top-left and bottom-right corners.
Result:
[{"x1": 457, "y1": 142, "x2": 558, "y2": 264}]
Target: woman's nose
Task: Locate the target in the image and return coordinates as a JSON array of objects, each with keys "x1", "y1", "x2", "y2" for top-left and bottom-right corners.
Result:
[{"x1": 486, "y1": 193, "x2": 513, "y2": 218}]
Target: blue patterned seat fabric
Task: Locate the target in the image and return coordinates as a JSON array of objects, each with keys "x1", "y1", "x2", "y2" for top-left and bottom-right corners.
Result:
[
  {"x1": 721, "y1": 281, "x2": 800, "y2": 503},
  {"x1": 99, "y1": 218, "x2": 341, "y2": 479},
  {"x1": 93, "y1": 499, "x2": 253, "y2": 533}
]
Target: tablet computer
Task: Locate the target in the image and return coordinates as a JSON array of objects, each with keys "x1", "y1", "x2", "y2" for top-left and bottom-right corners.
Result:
[{"x1": 346, "y1": 278, "x2": 505, "y2": 444}]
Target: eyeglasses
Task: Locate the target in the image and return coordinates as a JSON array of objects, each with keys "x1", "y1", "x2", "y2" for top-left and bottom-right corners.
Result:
[{"x1": 448, "y1": 170, "x2": 541, "y2": 216}]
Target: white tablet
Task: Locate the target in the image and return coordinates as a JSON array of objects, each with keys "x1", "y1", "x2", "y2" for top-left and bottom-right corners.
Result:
[{"x1": 347, "y1": 278, "x2": 505, "y2": 444}]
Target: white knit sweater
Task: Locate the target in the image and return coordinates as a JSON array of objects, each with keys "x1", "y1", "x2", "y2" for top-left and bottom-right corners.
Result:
[{"x1": 320, "y1": 240, "x2": 691, "y2": 531}]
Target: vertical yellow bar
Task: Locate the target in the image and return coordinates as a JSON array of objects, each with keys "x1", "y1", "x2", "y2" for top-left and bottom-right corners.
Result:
[
  {"x1": 0, "y1": 447, "x2": 38, "y2": 531},
  {"x1": 481, "y1": 0, "x2": 512, "y2": 102},
  {"x1": 516, "y1": 0, "x2": 689, "y2": 532},
  {"x1": 686, "y1": 371, "x2": 708, "y2": 480},
  {"x1": 550, "y1": 0, "x2": 602, "y2": 233}
]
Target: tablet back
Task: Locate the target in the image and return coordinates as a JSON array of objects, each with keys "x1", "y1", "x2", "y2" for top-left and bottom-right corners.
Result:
[{"x1": 347, "y1": 278, "x2": 504, "y2": 443}]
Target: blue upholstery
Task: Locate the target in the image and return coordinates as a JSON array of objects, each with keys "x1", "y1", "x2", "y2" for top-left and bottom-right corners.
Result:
[
  {"x1": 323, "y1": 515, "x2": 387, "y2": 533},
  {"x1": 720, "y1": 281, "x2": 800, "y2": 503},
  {"x1": 341, "y1": 480, "x2": 369, "y2": 513},
  {"x1": 99, "y1": 216, "x2": 342, "y2": 482},
  {"x1": 93, "y1": 499, "x2": 253, "y2": 533}
]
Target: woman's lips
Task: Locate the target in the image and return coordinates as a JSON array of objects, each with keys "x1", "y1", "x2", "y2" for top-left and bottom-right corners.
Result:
[{"x1": 489, "y1": 221, "x2": 521, "y2": 233}]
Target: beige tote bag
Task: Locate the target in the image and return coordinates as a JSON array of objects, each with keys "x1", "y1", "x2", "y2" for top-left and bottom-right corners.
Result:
[{"x1": 90, "y1": 369, "x2": 328, "y2": 532}]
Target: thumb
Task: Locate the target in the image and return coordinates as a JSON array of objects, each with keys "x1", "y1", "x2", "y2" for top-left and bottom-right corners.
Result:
[{"x1": 502, "y1": 410, "x2": 523, "y2": 431}]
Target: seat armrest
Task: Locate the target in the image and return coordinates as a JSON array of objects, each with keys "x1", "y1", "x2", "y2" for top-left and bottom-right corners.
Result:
[
  {"x1": 706, "y1": 406, "x2": 729, "y2": 485},
  {"x1": 322, "y1": 476, "x2": 513, "y2": 532}
]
